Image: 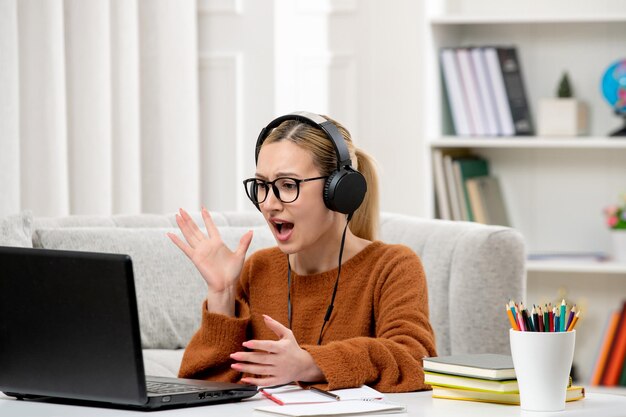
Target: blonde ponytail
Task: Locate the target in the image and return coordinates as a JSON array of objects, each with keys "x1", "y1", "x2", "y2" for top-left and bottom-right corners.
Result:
[{"x1": 350, "y1": 148, "x2": 379, "y2": 241}]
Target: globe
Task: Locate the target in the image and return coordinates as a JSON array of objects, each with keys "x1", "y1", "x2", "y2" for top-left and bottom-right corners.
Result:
[{"x1": 601, "y1": 59, "x2": 626, "y2": 136}]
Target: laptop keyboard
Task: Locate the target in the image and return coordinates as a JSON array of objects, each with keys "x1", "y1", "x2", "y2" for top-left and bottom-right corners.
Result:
[{"x1": 146, "y1": 381, "x2": 207, "y2": 395}]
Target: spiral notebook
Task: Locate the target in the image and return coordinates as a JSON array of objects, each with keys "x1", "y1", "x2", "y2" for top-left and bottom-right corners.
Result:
[{"x1": 259, "y1": 385, "x2": 384, "y2": 405}]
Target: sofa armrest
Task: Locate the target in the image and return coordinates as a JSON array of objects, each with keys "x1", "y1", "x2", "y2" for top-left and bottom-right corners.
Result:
[{"x1": 380, "y1": 214, "x2": 525, "y2": 356}]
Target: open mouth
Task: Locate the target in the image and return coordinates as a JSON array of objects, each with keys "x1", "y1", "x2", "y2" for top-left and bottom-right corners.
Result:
[
  {"x1": 274, "y1": 221, "x2": 294, "y2": 233},
  {"x1": 271, "y1": 220, "x2": 294, "y2": 241}
]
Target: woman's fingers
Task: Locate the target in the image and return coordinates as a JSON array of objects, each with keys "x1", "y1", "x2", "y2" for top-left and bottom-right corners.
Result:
[
  {"x1": 175, "y1": 210, "x2": 200, "y2": 246},
  {"x1": 179, "y1": 208, "x2": 207, "y2": 243},
  {"x1": 235, "y1": 230, "x2": 254, "y2": 258},
  {"x1": 262, "y1": 314, "x2": 291, "y2": 339},
  {"x1": 166, "y1": 233, "x2": 193, "y2": 259},
  {"x1": 201, "y1": 207, "x2": 220, "y2": 239}
]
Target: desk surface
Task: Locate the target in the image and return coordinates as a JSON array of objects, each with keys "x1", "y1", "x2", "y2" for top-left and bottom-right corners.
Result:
[{"x1": 2, "y1": 391, "x2": 626, "y2": 417}]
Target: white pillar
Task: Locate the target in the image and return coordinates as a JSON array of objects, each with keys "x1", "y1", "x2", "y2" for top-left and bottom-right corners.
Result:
[
  {"x1": 0, "y1": 0, "x2": 20, "y2": 216},
  {"x1": 64, "y1": 0, "x2": 113, "y2": 215},
  {"x1": 18, "y1": 0, "x2": 69, "y2": 216},
  {"x1": 139, "y1": 0, "x2": 200, "y2": 213},
  {"x1": 111, "y1": 0, "x2": 142, "y2": 214}
]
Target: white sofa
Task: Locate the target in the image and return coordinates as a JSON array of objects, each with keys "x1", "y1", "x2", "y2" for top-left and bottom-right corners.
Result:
[{"x1": 0, "y1": 211, "x2": 525, "y2": 378}]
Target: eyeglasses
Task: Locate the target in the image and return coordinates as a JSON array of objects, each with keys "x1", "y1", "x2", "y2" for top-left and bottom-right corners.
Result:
[{"x1": 243, "y1": 176, "x2": 328, "y2": 205}]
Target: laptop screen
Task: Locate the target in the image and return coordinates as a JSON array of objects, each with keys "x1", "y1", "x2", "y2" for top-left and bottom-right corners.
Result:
[{"x1": 0, "y1": 247, "x2": 148, "y2": 405}]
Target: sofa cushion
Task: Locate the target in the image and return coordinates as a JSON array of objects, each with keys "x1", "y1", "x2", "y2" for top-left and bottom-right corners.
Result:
[
  {"x1": 33, "y1": 226, "x2": 275, "y2": 349},
  {"x1": 0, "y1": 211, "x2": 33, "y2": 247}
]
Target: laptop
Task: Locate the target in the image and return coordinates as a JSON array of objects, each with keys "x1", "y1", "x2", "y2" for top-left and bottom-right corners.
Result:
[{"x1": 0, "y1": 246, "x2": 257, "y2": 410}]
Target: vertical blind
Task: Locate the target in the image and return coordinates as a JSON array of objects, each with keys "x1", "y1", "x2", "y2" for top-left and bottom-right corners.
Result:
[{"x1": 0, "y1": 0, "x2": 200, "y2": 217}]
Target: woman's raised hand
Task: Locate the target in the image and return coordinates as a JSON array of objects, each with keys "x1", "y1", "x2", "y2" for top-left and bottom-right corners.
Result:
[{"x1": 167, "y1": 207, "x2": 253, "y2": 315}]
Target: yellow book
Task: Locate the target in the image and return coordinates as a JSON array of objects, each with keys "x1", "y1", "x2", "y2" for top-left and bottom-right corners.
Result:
[
  {"x1": 431, "y1": 385, "x2": 585, "y2": 406},
  {"x1": 425, "y1": 371, "x2": 518, "y2": 393}
]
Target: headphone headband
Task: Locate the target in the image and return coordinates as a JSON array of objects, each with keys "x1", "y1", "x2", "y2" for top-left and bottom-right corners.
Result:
[
  {"x1": 252, "y1": 111, "x2": 366, "y2": 214},
  {"x1": 255, "y1": 111, "x2": 352, "y2": 170}
]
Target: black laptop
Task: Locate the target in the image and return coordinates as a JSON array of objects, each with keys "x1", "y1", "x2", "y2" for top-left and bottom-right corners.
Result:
[{"x1": 0, "y1": 246, "x2": 257, "y2": 410}]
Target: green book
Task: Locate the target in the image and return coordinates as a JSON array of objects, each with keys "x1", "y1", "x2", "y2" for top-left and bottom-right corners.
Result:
[{"x1": 453, "y1": 157, "x2": 489, "y2": 221}]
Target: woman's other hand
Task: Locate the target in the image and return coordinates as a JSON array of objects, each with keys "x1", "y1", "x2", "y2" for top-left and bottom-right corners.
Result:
[
  {"x1": 229, "y1": 315, "x2": 324, "y2": 386},
  {"x1": 167, "y1": 207, "x2": 253, "y2": 315}
]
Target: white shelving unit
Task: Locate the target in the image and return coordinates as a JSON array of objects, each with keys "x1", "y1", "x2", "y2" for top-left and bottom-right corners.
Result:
[{"x1": 422, "y1": 0, "x2": 626, "y2": 386}]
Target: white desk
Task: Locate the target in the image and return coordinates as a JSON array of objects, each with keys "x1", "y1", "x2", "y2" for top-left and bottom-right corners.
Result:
[{"x1": 1, "y1": 391, "x2": 626, "y2": 417}]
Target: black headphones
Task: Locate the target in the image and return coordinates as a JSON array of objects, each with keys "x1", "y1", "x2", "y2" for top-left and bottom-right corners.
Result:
[{"x1": 255, "y1": 111, "x2": 367, "y2": 214}]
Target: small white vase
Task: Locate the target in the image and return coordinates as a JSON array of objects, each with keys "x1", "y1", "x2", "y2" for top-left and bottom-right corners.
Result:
[{"x1": 611, "y1": 230, "x2": 626, "y2": 263}]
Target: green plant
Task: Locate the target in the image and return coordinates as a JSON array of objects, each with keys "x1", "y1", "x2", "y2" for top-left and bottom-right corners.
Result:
[
  {"x1": 604, "y1": 195, "x2": 626, "y2": 229},
  {"x1": 557, "y1": 72, "x2": 573, "y2": 98}
]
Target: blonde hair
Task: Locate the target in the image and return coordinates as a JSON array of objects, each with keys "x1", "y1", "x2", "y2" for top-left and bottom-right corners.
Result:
[{"x1": 260, "y1": 116, "x2": 379, "y2": 241}]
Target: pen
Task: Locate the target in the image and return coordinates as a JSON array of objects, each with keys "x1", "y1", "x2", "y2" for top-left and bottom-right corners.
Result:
[{"x1": 310, "y1": 386, "x2": 340, "y2": 401}]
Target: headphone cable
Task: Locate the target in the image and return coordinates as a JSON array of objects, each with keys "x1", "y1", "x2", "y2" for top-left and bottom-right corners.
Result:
[{"x1": 286, "y1": 213, "x2": 353, "y2": 345}]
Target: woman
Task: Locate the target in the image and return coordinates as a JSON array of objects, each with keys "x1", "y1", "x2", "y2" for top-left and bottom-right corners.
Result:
[{"x1": 168, "y1": 112, "x2": 436, "y2": 392}]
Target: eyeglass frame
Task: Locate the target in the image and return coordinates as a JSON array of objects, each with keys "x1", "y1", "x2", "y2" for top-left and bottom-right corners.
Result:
[{"x1": 243, "y1": 176, "x2": 328, "y2": 205}]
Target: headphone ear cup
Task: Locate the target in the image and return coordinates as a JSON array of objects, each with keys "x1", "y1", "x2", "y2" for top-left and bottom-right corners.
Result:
[{"x1": 323, "y1": 168, "x2": 367, "y2": 214}]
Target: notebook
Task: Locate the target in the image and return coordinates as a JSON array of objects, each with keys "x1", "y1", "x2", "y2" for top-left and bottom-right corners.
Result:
[
  {"x1": 423, "y1": 354, "x2": 516, "y2": 380},
  {"x1": 0, "y1": 246, "x2": 257, "y2": 410}
]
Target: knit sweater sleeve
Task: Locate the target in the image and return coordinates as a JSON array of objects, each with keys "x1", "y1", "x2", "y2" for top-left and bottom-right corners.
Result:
[
  {"x1": 302, "y1": 248, "x2": 437, "y2": 392},
  {"x1": 177, "y1": 262, "x2": 253, "y2": 382}
]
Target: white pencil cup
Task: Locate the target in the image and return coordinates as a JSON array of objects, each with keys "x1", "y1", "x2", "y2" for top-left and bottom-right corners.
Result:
[{"x1": 509, "y1": 329, "x2": 576, "y2": 412}]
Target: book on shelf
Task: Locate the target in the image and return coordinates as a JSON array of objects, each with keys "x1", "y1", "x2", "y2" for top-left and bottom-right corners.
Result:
[
  {"x1": 431, "y1": 385, "x2": 585, "y2": 406},
  {"x1": 483, "y1": 46, "x2": 515, "y2": 136},
  {"x1": 433, "y1": 149, "x2": 473, "y2": 221},
  {"x1": 465, "y1": 176, "x2": 511, "y2": 227},
  {"x1": 440, "y1": 48, "x2": 472, "y2": 136},
  {"x1": 424, "y1": 371, "x2": 518, "y2": 393},
  {"x1": 423, "y1": 354, "x2": 516, "y2": 380},
  {"x1": 470, "y1": 47, "x2": 500, "y2": 136},
  {"x1": 590, "y1": 309, "x2": 621, "y2": 386},
  {"x1": 601, "y1": 300, "x2": 626, "y2": 386},
  {"x1": 453, "y1": 157, "x2": 489, "y2": 222},
  {"x1": 527, "y1": 252, "x2": 610, "y2": 262},
  {"x1": 443, "y1": 154, "x2": 464, "y2": 221},
  {"x1": 494, "y1": 46, "x2": 533, "y2": 135},
  {"x1": 456, "y1": 48, "x2": 487, "y2": 136},
  {"x1": 432, "y1": 149, "x2": 451, "y2": 220}
]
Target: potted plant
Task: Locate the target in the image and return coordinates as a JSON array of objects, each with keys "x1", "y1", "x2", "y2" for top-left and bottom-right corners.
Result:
[
  {"x1": 604, "y1": 195, "x2": 626, "y2": 262},
  {"x1": 537, "y1": 72, "x2": 588, "y2": 136}
]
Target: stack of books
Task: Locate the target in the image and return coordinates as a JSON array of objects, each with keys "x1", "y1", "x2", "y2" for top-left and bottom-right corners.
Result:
[
  {"x1": 590, "y1": 300, "x2": 626, "y2": 387},
  {"x1": 432, "y1": 151, "x2": 510, "y2": 225},
  {"x1": 440, "y1": 45, "x2": 533, "y2": 137},
  {"x1": 424, "y1": 353, "x2": 585, "y2": 405}
]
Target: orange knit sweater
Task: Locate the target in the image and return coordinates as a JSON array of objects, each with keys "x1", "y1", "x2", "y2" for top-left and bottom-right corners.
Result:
[{"x1": 178, "y1": 241, "x2": 437, "y2": 392}]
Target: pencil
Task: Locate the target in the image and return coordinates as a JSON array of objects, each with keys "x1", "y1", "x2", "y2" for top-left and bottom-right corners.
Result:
[
  {"x1": 506, "y1": 304, "x2": 519, "y2": 331},
  {"x1": 543, "y1": 305, "x2": 549, "y2": 333},
  {"x1": 560, "y1": 299, "x2": 567, "y2": 332},
  {"x1": 537, "y1": 305, "x2": 544, "y2": 332},
  {"x1": 555, "y1": 310, "x2": 561, "y2": 333},
  {"x1": 549, "y1": 307, "x2": 555, "y2": 332},
  {"x1": 566, "y1": 305, "x2": 576, "y2": 330},
  {"x1": 567, "y1": 310, "x2": 581, "y2": 331},
  {"x1": 517, "y1": 311, "x2": 526, "y2": 331},
  {"x1": 532, "y1": 306, "x2": 539, "y2": 333},
  {"x1": 509, "y1": 300, "x2": 520, "y2": 330}
]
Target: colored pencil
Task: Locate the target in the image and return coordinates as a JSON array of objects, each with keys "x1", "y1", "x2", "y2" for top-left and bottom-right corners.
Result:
[
  {"x1": 567, "y1": 310, "x2": 580, "y2": 331},
  {"x1": 560, "y1": 299, "x2": 567, "y2": 332},
  {"x1": 506, "y1": 304, "x2": 519, "y2": 331}
]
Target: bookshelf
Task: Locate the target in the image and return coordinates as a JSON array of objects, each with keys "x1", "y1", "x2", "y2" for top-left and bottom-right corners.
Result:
[{"x1": 423, "y1": 1, "x2": 626, "y2": 386}]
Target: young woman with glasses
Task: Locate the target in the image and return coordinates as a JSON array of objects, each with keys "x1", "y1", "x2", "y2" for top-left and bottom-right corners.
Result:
[{"x1": 168, "y1": 114, "x2": 436, "y2": 392}]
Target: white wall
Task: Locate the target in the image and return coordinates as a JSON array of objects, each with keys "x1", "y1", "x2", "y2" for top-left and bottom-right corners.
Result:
[{"x1": 222, "y1": 0, "x2": 427, "y2": 216}]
